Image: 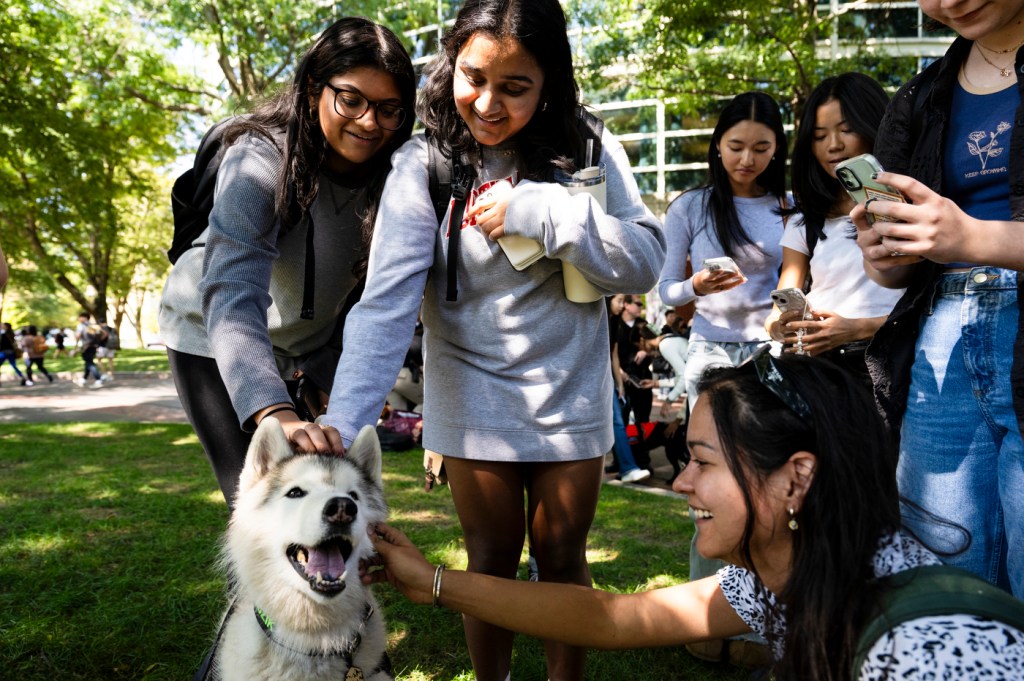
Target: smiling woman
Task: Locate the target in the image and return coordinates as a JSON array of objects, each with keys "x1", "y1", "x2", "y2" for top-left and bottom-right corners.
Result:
[
  {"x1": 157, "y1": 17, "x2": 416, "y2": 511},
  {"x1": 284, "y1": 1, "x2": 666, "y2": 680},
  {"x1": 363, "y1": 352, "x2": 1024, "y2": 681}
]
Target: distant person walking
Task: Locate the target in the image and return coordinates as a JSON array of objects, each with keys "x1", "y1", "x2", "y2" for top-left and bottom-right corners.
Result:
[
  {"x1": 19, "y1": 325, "x2": 54, "y2": 384},
  {"x1": 0, "y1": 322, "x2": 29, "y2": 386},
  {"x1": 74, "y1": 312, "x2": 107, "y2": 387}
]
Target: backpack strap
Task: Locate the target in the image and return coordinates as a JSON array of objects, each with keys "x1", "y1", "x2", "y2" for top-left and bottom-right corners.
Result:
[
  {"x1": 425, "y1": 133, "x2": 476, "y2": 302},
  {"x1": 852, "y1": 564, "x2": 1024, "y2": 676}
]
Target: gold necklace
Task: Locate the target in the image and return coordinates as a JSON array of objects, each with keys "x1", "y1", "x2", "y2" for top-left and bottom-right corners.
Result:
[
  {"x1": 976, "y1": 36, "x2": 1024, "y2": 55},
  {"x1": 975, "y1": 43, "x2": 1015, "y2": 78}
]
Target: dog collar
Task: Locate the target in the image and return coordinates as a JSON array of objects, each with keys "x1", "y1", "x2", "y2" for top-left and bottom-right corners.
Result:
[{"x1": 253, "y1": 602, "x2": 374, "y2": 674}]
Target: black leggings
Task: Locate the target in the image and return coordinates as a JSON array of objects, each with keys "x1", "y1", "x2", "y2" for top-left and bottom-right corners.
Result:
[
  {"x1": 167, "y1": 349, "x2": 254, "y2": 511},
  {"x1": 25, "y1": 357, "x2": 52, "y2": 381}
]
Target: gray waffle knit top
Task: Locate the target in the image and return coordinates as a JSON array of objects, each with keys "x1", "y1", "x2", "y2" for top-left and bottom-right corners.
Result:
[
  {"x1": 159, "y1": 132, "x2": 364, "y2": 427},
  {"x1": 323, "y1": 131, "x2": 665, "y2": 460}
]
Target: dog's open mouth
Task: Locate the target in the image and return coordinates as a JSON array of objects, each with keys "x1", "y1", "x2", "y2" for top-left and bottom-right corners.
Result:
[{"x1": 287, "y1": 537, "x2": 353, "y2": 596}]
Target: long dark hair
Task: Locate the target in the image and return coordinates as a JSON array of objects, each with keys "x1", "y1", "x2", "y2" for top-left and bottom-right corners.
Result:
[
  {"x1": 789, "y1": 73, "x2": 889, "y2": 243},
  {"x1": 417, "y1": 0, "x2": 586, "y2": 180},
  {"x1": 225, "y1": 17, "x2": 416, "y2": 273},
  {"x1": 697, "y1": 355, "x2": 900, "y2": 681},
  {"x1": 700, "y1": 92, "x2": 787, "y2": 258}
]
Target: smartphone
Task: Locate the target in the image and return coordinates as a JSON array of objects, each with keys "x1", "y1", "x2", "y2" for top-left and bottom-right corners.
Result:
[
  {"x1": 625, "y1": 374, "x2": 644, "y2": 389},
  {"x1": 770, "y1": 287, "x2": 813, "y2": 320},
  {"x1": 834, "y1": 154, "x2": 907, "y2": 223},
  {"x1": 702, "y1": 256, "x2": 744, "y2": 278}
]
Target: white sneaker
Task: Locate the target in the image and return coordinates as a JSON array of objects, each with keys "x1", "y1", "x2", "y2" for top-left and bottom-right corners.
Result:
[
  {"x1": 74, "y1": 378, "x2": 87, "y2": 387},
  {"x1": 24, "y1": 380, "x2": 34, "y2": 386},
  {"x1": 621, "y1": 468, "x2": 651, "y2": 484}
]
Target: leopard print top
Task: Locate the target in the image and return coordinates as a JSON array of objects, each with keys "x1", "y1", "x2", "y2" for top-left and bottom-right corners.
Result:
[{"x1": 718, "y1": 533, "x2": 1024, "y2": 679}]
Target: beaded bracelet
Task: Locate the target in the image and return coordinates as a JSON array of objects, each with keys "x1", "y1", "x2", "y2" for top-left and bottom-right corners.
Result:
[
  {"x1": 259, "y1": 404, "x2": 295, "y2": 423},
  {"x1": 432, "y1": 564, "x2": 446, "y2": 608}
]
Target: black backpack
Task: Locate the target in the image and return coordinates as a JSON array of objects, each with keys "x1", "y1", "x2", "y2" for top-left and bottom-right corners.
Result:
[
  {"x1": 426, "y1": 108, "x2": 605, "y2": 301},
  {"x1": 168, "y1": 117, "x2": 239, "y2": 265}
]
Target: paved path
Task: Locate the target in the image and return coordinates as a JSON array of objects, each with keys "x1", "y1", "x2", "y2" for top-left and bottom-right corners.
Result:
[
  {"x1": 0, "y1": 372, "x2": 683, "y2": 495},
  {"x1": 0, "y1": 372, "x2": 188, "y2": 424}
]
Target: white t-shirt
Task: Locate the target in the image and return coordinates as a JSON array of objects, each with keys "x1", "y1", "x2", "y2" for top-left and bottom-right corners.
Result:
[{"x1": 780, "y1": 215, "x2": 904, "y2": 319}]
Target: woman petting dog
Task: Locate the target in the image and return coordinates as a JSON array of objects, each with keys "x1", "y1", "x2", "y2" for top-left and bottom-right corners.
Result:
[
  {"x1": 285, "y1": 1, "x2": 664, "y2": 678},
  {"x1": 158, "y1": 17, "x2": 416, "y2": 509},
  {"x1": 363, "y1": 353, "x2": 1024, "y2": 681}
]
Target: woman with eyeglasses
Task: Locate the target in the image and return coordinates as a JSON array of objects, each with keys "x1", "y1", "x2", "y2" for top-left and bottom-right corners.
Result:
[
  {"x1": 158, "y1": 17, "x2": 416, "y2": 508},
  {"x1": 362, "y1": 351, "x2": 1024, "y2": 681}
]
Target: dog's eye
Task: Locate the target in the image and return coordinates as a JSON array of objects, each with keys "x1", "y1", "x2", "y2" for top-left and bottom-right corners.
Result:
[
  {"x1": 349, "y1": 491, "x2": 360, "y2": 501},
  {"x1": 285, "y1": 487, "x2": 306, "y2": 498}
]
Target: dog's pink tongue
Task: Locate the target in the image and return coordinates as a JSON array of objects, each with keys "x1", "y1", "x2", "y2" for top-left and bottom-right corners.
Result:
[{"x1": 306, "y1": 545, "x2": 345, "y2": 579}]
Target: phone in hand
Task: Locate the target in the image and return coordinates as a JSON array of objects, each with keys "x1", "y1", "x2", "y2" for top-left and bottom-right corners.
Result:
[
  {"x1": 625, "y1": 374, "x2": 644, "y2": 389},
  {"x1": 834, "y1": 154, "x2": 907, "y2": 223},
  {"x1": 702, "y1": 256, "x2": 744, "y2": 278},
  {"x1": 770, "y1": 287, "x2": 813, "y2": 320}
]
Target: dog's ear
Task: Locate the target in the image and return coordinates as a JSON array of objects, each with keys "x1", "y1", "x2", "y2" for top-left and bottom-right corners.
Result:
[
  {"x1": 238, "y1": 417, "x2": 295, "y2": 494},
  {"x1": 345, "y1": 424, "x2": 383, "y2": 486}
]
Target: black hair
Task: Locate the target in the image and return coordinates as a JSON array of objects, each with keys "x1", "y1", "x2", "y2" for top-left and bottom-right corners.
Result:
[
  {"x1": 697, "y1": 355, "x2": 900, "y2": 681},
  {"x1": 417, "y1": 0, "x2": 585, "y2": 180},
  {"x1": 225, "y1": 17, "x2": 416, "y2": 276},
  {"x1": 698, "y1": 92, "x2": 788, "y2": 259},
  {"x1": 789, "y1": 73, "x2": 889, "y2": 242}
]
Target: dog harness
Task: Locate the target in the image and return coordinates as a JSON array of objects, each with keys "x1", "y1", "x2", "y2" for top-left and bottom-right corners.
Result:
[{"x1": 252, "y1": 602, "x2": 389, "y2": 680}]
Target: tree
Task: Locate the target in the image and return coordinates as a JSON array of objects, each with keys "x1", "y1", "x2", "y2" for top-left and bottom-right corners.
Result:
[
  {"x1": 567, "y1": 0, "x2": 919, "y2": 117},
  {"x1": 0, "y1": 0, "x2": 188, "y2": 324},
  {"x1": 142, "y1": 0, "x2": 451, "y2": 115}
]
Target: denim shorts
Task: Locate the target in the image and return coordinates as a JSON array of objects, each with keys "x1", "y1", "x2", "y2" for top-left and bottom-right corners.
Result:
[{"x1": 899, "y1": 267, "x2": 1022, "y2": 597}]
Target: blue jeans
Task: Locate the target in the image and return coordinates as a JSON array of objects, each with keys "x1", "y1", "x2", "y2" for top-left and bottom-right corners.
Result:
[
  {"x1": 899, "y1": 268, "x2": 1023, "y2": 597},
  {"x1": 610, "y1": 390, "x2": 642, "y2": 474}
]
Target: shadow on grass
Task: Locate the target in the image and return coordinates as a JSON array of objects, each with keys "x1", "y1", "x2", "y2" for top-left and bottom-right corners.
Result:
[{"x1": 0, "y1": 424, "x2": 745, "y2": 681}]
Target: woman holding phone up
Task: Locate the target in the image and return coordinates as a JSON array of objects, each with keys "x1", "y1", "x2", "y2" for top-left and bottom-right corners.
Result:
[
  {"x1": 764, "y1": 73, "x2": 904, "y2": 388},
  {"x1": 852, "y1": 0, "x2": 1024, "y2": 597}
]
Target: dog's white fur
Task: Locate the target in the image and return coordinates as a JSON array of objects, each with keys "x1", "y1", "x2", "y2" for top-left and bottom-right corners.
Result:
[{"x1": 212, "y1": 420, "x2": 391, "y2": 680}]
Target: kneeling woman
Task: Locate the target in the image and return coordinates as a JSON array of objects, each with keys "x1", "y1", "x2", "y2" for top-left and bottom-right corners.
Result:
[{"x1": 365, "y1": 353, "x2": 1024, "y2": 680}]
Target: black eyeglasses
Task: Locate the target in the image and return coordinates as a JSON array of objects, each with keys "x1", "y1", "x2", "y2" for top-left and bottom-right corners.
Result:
[
  {"x1": 745, "y1": 344, "x2": 813, "y2": 422},
  {"x1": 322, "y1": 83, "x2": 406, "y2": 131}
]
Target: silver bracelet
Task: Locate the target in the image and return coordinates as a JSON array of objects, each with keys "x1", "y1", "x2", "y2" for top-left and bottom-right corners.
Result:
[{"x1": 432, "y1": 564, "x2": 446, "y2": 608}]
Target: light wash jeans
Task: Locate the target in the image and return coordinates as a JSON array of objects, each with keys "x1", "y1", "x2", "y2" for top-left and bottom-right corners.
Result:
[
  {"x1": 899, "y1": 268, "x2": 1023, "y2": 597},
  {"x1": 684, "y1": 339, "x2": 765, "y2": 412},
  {"x1": 683, "y1": 338, "x2": 766, "y2": 644}
]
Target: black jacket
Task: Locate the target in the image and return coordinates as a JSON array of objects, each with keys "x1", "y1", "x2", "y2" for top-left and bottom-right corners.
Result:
[{"x1": 866, "y1": 36, "x2": 1024, "y2": 435}]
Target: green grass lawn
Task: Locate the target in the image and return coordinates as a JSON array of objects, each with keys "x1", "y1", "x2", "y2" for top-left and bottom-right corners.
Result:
[{"x1": 0, "y1": 423, "x2": 746, "y2": 681}]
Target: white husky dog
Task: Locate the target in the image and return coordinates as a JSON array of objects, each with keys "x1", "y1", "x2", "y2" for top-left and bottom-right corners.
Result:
[{"x1": 211, "y1": 419, "x2": 392, "y2": 681}]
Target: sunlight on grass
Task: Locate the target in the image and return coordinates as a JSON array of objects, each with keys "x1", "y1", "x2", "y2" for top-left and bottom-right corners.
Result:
[
  {"x1": 8, "y1": 533, "x2": 70, "y2": 554},
  {"x1": 86, "y1": 489, "x2": 120, "y2": 501},
  {"x1": 391, "y1": 508, "x2": 451, "y2": 523},
  {"x1": 585, "y1": 546, "x2": 622, "y2": 564},
  {"x1": 171, "y1": 434, "x2": 201, "y2": 446}
]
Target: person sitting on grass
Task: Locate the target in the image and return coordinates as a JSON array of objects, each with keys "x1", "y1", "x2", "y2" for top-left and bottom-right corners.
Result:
[{"x1": 362, "y1": 351, "x2": 1024, "y2": 680}]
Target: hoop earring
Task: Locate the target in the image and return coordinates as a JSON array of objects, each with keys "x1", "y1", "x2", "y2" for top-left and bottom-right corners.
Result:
[
  {"x1": 541, "y1": 100, "x2": 548, "y2": 112},
  {"x1": 788, "y1": 508, "x2": 799, "y2": 531}
]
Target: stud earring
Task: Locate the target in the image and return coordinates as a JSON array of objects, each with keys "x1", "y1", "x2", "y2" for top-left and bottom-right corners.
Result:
[{"x1": 788, "y1": 508, "x2": 799, "y2": 531}]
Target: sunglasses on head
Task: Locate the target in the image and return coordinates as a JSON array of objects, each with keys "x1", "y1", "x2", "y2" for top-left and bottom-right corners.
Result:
[{"x1": 743, "y1": 344, "x2": 813, "y2": 422}]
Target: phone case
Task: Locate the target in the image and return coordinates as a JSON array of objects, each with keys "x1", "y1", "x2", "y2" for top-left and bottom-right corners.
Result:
[
  {"x1": 702, "y1": 257, "x2": 744, "y2": 278},
  {"x1": 771, "y1": 288, "x2": 812, "y2": 320},
  {"x1": 834, "y1": 154, "x2": 906, "y2": 221},
  {"x1": 498, "y1": 235, "x2": 545, "y2": 271}
]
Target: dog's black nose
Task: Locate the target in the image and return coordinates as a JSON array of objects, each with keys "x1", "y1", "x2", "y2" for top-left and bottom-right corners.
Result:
[{"x1": 323, "y1": 496, "x2": 357, "y2": 525}]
